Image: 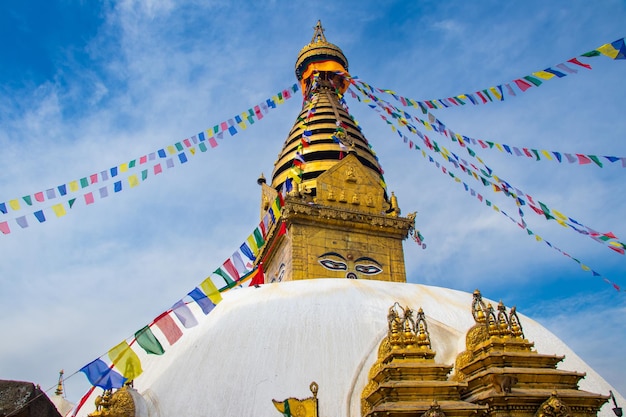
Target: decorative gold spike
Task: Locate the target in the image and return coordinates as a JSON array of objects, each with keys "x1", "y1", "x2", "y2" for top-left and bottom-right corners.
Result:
[
  {"x1": 509, "y1": 305, "x2": 525, "y2": 339},
  {"x1": 497, "y1": 300, "x2": 511, "y2": 336},
  {"x1": 311, "y1": 20, "x2": 326, "y2": 43},
  {"x1": 471, "y1": 289, "x2": 488, "y2": 323}
]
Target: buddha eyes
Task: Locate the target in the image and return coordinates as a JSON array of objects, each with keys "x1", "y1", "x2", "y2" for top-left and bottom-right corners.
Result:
[
  {"x1": 318, "y1": 259, "x2": 348, "y2": 270},
  {"x1": 355, "y1": 264, "x2": 382, "y2": 275}
]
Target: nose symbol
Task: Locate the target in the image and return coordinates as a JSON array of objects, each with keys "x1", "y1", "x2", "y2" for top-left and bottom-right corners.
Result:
[{"x1": 346, "y1": 272, "x2": 358, "y2": 279}]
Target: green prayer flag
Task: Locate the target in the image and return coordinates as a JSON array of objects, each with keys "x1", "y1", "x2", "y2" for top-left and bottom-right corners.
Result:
[
  {"x1": 22, "y1": 195, "x2": 32, "y2": 206},
  {"x1": 135, "y1": 326, "x2": 164, "y2": 355},
  {"x1": 253, "y1": 228, "x2": 265, "y2": 248},
  {"x1": 199, "y1": 142, "x2": 207, "y2": 152},
  {"x1": 80, "y1": 177, "x2": 89, "y2": 188},
  {"x1": 531, "y1": 149, "x2": 541, "y2": 160},
  {"x1": 68, "y1": 198, "x2": 77, "y2": 208},
  {"x1": 213, "y1": 268, "x2": 235, "y2": 287},
  {"x1": 129, "y1": 160, "x2": 136, "y2": 168},
  {"x1": 588, "y1": 155, "x2": 603, "y2": 167},
  {"x1": 141, "y1": 169, "x2": 148, "y2": 180},
  {"x1": 582, "y1": 50, "x2": 601, "y2": 57},
  {"x1": 523, "y1": 75, "x2": 543, "y2": 86},
  {"x1": 467, "y1": 148, "x2": 476, "y2": 157},
  {"x1": 175, "y1": 142, "x2": 184, "y2": 151}
]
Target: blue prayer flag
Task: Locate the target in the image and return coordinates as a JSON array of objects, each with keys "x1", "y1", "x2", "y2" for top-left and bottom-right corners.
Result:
[
  {"x1": 80, "y1": 358, "x2": 126, "y2": 389},
  {"x1": 188, "y1": 288, "x2": 215, "y2": 315}
]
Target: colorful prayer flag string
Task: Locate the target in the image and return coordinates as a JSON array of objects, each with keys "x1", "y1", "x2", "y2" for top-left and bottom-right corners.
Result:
[
  {"x1": 348, "y1": 80, "x2": 626, "y2": 256},
  {"x1": 0, "y1": 84, "x2": 299, "y2": 219},
  {"x1": 363, "y1": 37, "x2": 624, "y2": 112},
  {"x1": 349, "y1": 81, "x2": 624, "y2": 292}
]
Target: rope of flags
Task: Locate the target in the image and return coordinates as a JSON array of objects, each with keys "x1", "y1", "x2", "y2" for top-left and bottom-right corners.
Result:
[
  {"x1": 0, "y1": 84, "x2": 299, "y2": 236},
  {"x1": 70, "y1": 195, "x2": 284, "y2": 415},
  {"x1": 348, "y1": 80, "x2": 624, "y2": 292},
  {"x1": 349, "y1": 78, "x2": 626, "y2": 256},
  {"x1": 364, "y1": 37, "x2": 625, "y2": 112}
]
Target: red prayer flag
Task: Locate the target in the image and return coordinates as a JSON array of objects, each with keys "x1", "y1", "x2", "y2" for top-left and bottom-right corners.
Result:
[
  {"x1": 514, "y1": 79, "x2": 533, "y2": 92},
  {"x1": 603, "y1": 232, "x2": 617, "y2": 239},
  {"x1": 139, "y1": 155, "x2": 148, "y2": 164},
  {"x1": 0, "y1": 221, "x2": 10, "y2": 235},
  {"x1": 154, "y1": 312, "x2": 183, "y2": 345},
  {"x1": 609, "y1": 246, "x2": 625, "y2": 255},
  {"x1": 84, "y1": 192, "x2": 95, "y2": 205},
  {"x1": 34, "y1": 191, "x2": 45, "y2": 202},
  {"x1": 154, "y1": 164, "x2": 163, "y2": 175},
  {"x1": 567, "y1": 58, "x2": 592, "y2": 70},
  {"x1": 183, "y1": 138, "x2": 192, "y2": 148},
  {"x1": 222, "y1": 258, "x2": 240, "y2": 281},
  {"x1": 475, "y1": 91, "x2": 488, "y2": 103},
  {"x1": 249, "y1": 264, "x2": 265, "y2": 286},
  {"x1": 220, "y1": 121, "x2": 228, "y2": 131},
  {"x1": 90, "y1": 174, "x2": 98, "y2": 184},
  {"x1": 576, "y1": 154, "x2": 592, "y2": 165},
  {"x1": 209, "y1": 137, "x2": 218, "y2": 148}
]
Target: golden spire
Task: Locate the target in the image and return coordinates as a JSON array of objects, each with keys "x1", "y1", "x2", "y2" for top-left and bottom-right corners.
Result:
[{"x1": 55, "y1": 369, "x2": 64, "y2": 396}]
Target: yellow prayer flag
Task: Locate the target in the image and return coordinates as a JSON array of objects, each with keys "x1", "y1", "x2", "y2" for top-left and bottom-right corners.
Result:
[
  {"x1": 189, "y1": 147, "x2": 196, "y2": 155},
  {"x1": 556, "y1": 219, "x2": 567, "y2": 227},
  {"x1": 581, "y1": 264, "x2": 591, "y2": 272},
  {"x1": 272, "y1": 199, "x2": 281, "y2": 221},
  {"x1": 238, "y1": 122, "x2": 247, "y2": 130},
  {"x1": 128, "y1": 174, "x2": 139, "y2": 188},
  {"x1": 489, "y1": 86, "x2": 502, "y2": 100},
  {"x1": 495, "y1": 143, "x2": 504, "y2": 152},
  {"x1": 540, "y1": 150, "x2": 553, "y2": 160},
  {"x1": 200, "y1": 277, "x2": 223, "y2": 304},
  {"x1": 8, "y1": 199, "x2": 20, "y2": 211},
  {"x1": 535, "y1": 235, "x2": 543, "y2": 242},
  {"x1": 458, "y1": 94, "x2": 467, "y2": 100},
  {"x1": 532, "y1": 71, "x2": 556, "y2": 80},
  {"x1": 119, "y1": 163, "x2": 129, "y2": 173},
  {"x1": 492, "y1": 205, "x2": 500, "y2": 212},
  {"x1": 246, "y1": 235, "x2": 259, "y2": 255},
  {"x1": 52, "y1": 203, "x2": 67, "y2": 218},
  {"x1": 424, "y1": 122, "x2": 433, "y2": 131},
  {"x1": 551, "y1": 209, "x2": 567, "y2": 220},
  {"x1": 609, "y1": 241, "x2": 622, "y2": 248},
  {"x1": 167, "y1": 145, "x2": 176, "y2": 155},
  {"x1": 597, "y1": 43, "x2": 620, "y2": 59},
  {"x1": 69, "y1": 181, "x2": 79, "y2": 192},
  {"x1": 108, "y1": 341, "x2": 143, "y2": 380}
]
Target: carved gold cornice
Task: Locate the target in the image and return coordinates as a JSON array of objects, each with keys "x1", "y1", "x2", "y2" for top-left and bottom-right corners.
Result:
[{"x1": 281, "y1": 198, "x2": 415, "y2": 238}]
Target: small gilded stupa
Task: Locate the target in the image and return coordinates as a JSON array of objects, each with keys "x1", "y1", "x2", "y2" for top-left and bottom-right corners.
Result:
[
  {"x1": 257, "y1": 20, "x2": 416, "y2": 284},
  {"x1": 75, "y1": 21, "x2": 623, "y2": 417}
]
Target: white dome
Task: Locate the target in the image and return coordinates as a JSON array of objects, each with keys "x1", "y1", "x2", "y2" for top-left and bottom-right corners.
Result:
[{"x1": 79, "y1": 279, "x2": 624, "y2": 417}]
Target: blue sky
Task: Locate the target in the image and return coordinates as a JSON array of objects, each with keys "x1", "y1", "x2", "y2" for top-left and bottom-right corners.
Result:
[{"x1": 0, "y1": 0, "x2": 625, "y2": 404}]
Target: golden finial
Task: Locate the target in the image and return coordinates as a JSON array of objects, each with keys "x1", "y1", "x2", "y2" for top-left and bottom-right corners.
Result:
[
  {"x1": 509, "y1": 306, "x2": 525, "y2": 339},
  {"x1": 471, "y1": 289, "x2": 487, "y2": 323},
  {"x1": 311, "y1": 20, "x2": 327, "y2": 43},
  {"x1": 55, "y1": 370, "x2": 64, "y2": 396},
  {"x1": 257, "y1": 173, "x2": 266, "y2": 186},
  {"x1": 415, "y1": 307, "x2": 431, "y2": 349},
  {"x1": 497, "y1": 301, "x2": 511, "y2": 336}
]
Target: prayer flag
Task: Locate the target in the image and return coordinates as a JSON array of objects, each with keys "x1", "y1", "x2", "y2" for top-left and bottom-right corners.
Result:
[
  {"x1": 0, "y1": 221, "x2": 10, "y2": 235},
  {"x1": 154, "y1": 163, "x2": 163, "y2": 174},
  {"x1": 128, "y1": 174, "x2": 139, "y2": 188},
  {"x1": 240, "y1": 242, "x2": 256, "y2": 261},
  {"x1": 108, "y1": 341, "x2": 143, "y2": 380},
  {"x1": 80, "y1": 359, "x2": 126, "y2": 390},
  {"x1": 567, "y1": 57, "x2": 592, "y2": 69},
  {"x1": 99, "y1": 187, "x2": 108, "y2": 198},
  {"x1": 154, "y1": 312, "x2": 183, "y2": 345},
  {"x1": 16, "y1": 216, "x2": 28, "y2": 228},
  {"x1": 188, "y1": 287, "x2": 215, "y2": 315},
  {"x1": 577, "y1": 154, "x2": 592, "y2": 165},
  {"x1": 172, "y1": 300, "x2": 198, "y2": 328},
  {"x1": 52, "y1": 204, "x2": 67, "y2": 218},
  {"x1": 514, "y1": 79, "x2": 533, "y2": 92},
  {"x1": 69, "y1": 180, "x2": 79, "y2": 192},
  {"x1": 200, "y1": 277, "x2": 223, "y2": 304},
  {"x1": 34, "y1": 210, "x2": 46, "y2": 223},
  {"x1": 135, "y1": 326, "x2": 164, "y2": 355},
  {"x1": 249, "y1": 264, "x2": 265, "y2": 287},
  {"x1": 213, "y1": 267, "x2": 235, "y2": 287},
  {"x1": 21, "y1": 196, "x2": 32, "y2": 206},
  {"x1": 9, "y1": 199, "x2": 20, "y2": 211},
  {"x1": 178, "y1": 152, "x2": 188, "y2": 164},
  {"x1": 222, "y1": 258, "x2": 240, "y2": 281},
  {"x1": 114, "y1": 181, "x2": 122, "y2": 192}
]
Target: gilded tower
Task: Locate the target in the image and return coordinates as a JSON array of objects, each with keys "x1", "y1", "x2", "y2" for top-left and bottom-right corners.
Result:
[{"x1": 256, "y1": 22, "x2": 416, "y2": 283}]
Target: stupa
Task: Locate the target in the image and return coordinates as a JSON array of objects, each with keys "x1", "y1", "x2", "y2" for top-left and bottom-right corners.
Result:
[{"x1": 77, "y1": 21, "x2": 624, "y2": 417}]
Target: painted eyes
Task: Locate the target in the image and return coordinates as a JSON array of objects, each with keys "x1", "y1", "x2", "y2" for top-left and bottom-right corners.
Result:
[
  {"x1": 355, "y1": 264, "x2": 382, "y2": 275},
  {"x1": 318, "y1": 259, "x2": 348, "y2": 270}
]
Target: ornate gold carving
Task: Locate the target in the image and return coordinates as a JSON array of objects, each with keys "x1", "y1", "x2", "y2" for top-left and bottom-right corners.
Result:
[
  {"x1": 89, "y1": 385, "x2": 136, "y2": 417},
  {"x1": 535, "y1": 393, "x2": 572, "y2": 417},
  {"x1": 421, "y1": 400, "x2": 446, "y2": 417},
  {"x1": 272, "y1": 381, "x2": 319, "y2": 417}
]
